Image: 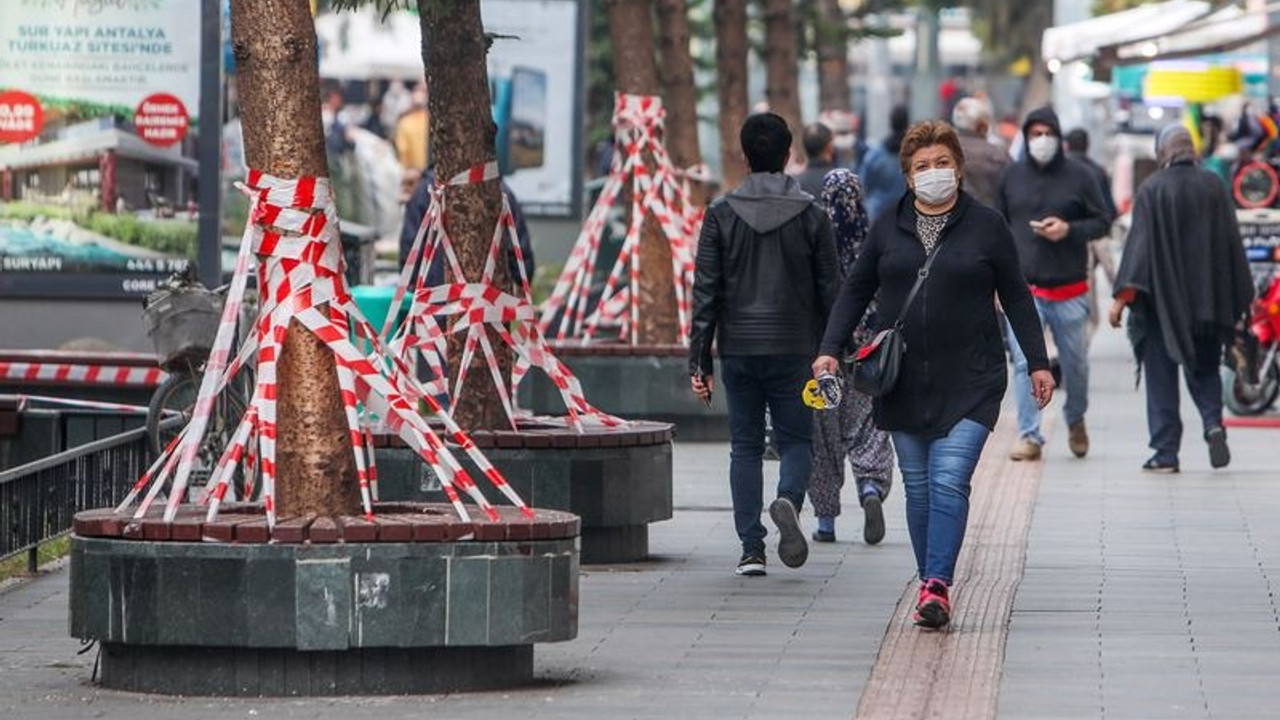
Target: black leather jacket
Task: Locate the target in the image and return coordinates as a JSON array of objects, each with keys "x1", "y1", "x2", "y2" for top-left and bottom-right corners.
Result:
[{"x1": 689, "y1": 173, "x2": 840, "y2": 376}]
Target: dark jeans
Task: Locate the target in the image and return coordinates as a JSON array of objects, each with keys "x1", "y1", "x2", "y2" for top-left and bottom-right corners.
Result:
[
  {"x1": 1142, "y1": 322, "x2": 1224, "y2": 464},
  {"x1": 891, "y1": 419, "x2": 990, "y2": 583},
  {"x1": 721, "y1": 355, "x2": 813, "y2": 554}
]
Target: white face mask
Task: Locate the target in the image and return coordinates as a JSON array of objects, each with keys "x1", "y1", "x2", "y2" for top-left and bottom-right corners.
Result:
[
  {"x1": 913, "y1": 168, "x2": 958, "y2": 205},
  {"x1": 1028, "y1": 135, "x2": 1059, "y2": 165}
]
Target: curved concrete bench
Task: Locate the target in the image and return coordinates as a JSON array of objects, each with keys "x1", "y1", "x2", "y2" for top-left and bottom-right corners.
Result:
[
  {"x1": 70, "y1": 503, "x2": 578, "y2": 695},
  {"x1": 373, "y1": 421, "x2": 674, "y2": 563}
]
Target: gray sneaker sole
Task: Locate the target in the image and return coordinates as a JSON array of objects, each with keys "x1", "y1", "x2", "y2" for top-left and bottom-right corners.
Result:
[
  {"x1": 1208, "y1": 430, "x2": 1231, "y2": 469},
  {"x1": 769, "y1": 498, "x2": 808, "y2": 568}
]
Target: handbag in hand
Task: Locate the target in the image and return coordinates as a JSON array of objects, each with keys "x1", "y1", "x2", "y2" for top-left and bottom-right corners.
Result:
[{"x1": 851, "y1": 245, "x2": 944, "y2": 397}]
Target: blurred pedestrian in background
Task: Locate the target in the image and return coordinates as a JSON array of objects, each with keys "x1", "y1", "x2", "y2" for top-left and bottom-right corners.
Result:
[
  {"x1": 951, "y1": 97, "x2": 1007, "y2": 208},
  {"x1": 858, "y1": 105, "x2": 909, "y2": 221}
]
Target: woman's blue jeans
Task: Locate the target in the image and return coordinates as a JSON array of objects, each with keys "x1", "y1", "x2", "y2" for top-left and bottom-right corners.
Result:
[{"x1": 891, "y1": 418, "x2": 991, "y2": 583}]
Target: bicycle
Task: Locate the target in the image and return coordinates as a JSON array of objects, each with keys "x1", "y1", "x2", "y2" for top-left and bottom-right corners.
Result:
[{"x1": 142, "y1": 267, "x2": 257, "y2": 493}]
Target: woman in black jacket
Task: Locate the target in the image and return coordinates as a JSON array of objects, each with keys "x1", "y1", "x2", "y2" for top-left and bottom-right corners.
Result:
[{"x1": 813, "y1": 120, "x2": 1055, "y2": 629}]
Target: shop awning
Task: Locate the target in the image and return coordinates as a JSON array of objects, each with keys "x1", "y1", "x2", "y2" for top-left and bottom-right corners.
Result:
[
  {"x1": 0, "y1": 129, "x2": 198, "y2": 172},
  {"x1": 1109, "y1": 5, "x2": 1279, "y2": 66},
  {"x1": 1041, "y1": 0, "x2": 1212, "y2": 64}
]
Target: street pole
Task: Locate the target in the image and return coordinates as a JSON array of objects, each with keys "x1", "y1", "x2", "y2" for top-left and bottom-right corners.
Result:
[
  {"x1": 196, "y1": 0, "x2": 223, "y2": 289},
  {"x1": 909, "y1": 7, "x2": 940, "y2": 122}
]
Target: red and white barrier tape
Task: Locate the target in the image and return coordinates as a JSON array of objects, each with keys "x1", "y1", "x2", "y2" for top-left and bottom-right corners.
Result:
[
  {"x1": 116, "y1": 169, "x2": 533, "y2": 529},
  {"x1": 385, "y1": 160, "x2": 621, "y2": 431},
  {"x1": 0, "y1": 361, "x2": 166, "y2": 388},
  {"x1": 538, "y1": 93, "x2": 702, "y2": 345}
]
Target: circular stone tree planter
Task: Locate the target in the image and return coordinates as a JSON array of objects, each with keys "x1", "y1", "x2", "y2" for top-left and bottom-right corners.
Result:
[
  {"x1": 373, "y1": 420, "x2": 673, "y2": 564},
  {"x1": 518, "y1": 344, "x2": 729, "y2": 440},
  {"x1": 70, "y1": 503, "x2": 578, "y2": 696}
]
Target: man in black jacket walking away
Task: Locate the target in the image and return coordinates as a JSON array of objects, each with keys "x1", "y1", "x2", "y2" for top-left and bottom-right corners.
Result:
[
  {"x1": 998, "y1": 106, "x2": 1114, "y2": 462},
  {"x1": 690, "y1": 113, "x2": 840, "y2": 576}
]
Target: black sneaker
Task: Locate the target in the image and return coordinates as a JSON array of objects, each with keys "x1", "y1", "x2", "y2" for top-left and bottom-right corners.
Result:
[
  {"x1": 736, "y1": 551, "x2": 767, "y2": 576},
  {"x1": 1206, "y1": 427, "x2": 1231, "y2": 469},
  {"x1": 1142, "y1": 456, "x2": 1180, "y2": 474},
  {"x1": 769, "y1": 497, "x2": 809, "y2": 568},
  {"x1": 863, "y1": 495, "x2": 886, "y2": 546}
]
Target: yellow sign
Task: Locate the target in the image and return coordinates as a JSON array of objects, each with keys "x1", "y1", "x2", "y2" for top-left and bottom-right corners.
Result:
[{"x1": 1144, "y1": 66, "x2": 1242, "y2": 103}]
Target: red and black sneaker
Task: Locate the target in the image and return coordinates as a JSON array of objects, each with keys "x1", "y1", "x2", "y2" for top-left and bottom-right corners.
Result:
[{"x1": 914, "y1": 579, "x2": 951, "y2": 629}]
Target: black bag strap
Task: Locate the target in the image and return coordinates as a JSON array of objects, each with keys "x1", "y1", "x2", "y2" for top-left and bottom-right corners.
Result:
[{"x1": 892, "y1": 244, "x2": 944, "y2": 329}]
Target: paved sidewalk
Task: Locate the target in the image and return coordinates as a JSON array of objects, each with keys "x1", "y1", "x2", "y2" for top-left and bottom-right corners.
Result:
[
  {"x1": 0, "y1": 443, "x2": 915, "y2": 719},
  {"x1": 999, "y1": 329, "x2": 1280, "y2": 719}
]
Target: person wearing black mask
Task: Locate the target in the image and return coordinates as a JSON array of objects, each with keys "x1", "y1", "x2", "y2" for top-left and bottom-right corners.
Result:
[
  {"x1": 1109, "y1": 125, "x2": 1253, "y2": 473},
  {"x1": 997, "y1": 106, "x2": 1114, "y2": 463}
]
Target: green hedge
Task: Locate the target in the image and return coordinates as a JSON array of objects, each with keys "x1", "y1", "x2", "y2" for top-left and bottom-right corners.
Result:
[{"x1": 0, "y1": 202, "x2": 196, "y2": 256}]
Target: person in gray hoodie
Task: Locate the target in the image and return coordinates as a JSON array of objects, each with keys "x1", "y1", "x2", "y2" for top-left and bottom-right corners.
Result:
[{"x1": 689, "y1": 112, "x2": 841, "y2": 577}]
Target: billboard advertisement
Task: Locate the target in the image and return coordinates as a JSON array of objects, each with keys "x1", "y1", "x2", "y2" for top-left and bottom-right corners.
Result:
[
  {"x1": 482, "y1": 0, "x2": 585, "y2": 218},
  {"x1": 0, "y1": 0, "x2": 206, "y2": 298}
]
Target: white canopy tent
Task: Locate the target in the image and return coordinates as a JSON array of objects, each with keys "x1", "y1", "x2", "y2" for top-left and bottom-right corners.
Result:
[
  {"x1": 1041, "y1": 0, "x2": 1212, "y2": 64},
  {"x1": 315, "y1": 8, "x2": 424, "y2": 81}
]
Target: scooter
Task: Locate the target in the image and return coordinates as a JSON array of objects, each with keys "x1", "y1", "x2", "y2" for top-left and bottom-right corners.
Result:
[{"x1": 1224, "y1": 268, "x2": 1280, "y2": 416}]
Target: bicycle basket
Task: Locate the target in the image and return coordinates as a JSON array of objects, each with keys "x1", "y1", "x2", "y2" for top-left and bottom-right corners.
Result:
[{"x1": 142, "y1": 286, "x2": 224, "y2": 372}]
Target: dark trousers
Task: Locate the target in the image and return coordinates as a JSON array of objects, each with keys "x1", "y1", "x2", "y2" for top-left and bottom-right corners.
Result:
[
  {"x1": 721, "y1": 355, "x2": 812, "y2": 554},
  {"x1": 1142, "y1": 322, "x2": 1224, "y2": 464}
]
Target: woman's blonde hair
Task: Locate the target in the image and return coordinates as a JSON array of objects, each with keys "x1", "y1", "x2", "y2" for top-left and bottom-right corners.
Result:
[{"x1": 898, "y1": 120, "x2": 966, "y2": 175}]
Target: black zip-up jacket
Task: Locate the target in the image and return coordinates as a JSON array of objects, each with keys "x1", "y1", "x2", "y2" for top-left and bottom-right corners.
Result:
[
  {"x1": 689, "y1": 173, "x2": 840, "y2": 376},
  {"x1": 820, "y1": 192, "x2": 1050, "y2": 438},
  {"x1": 997, "y1": 106, "x2": 1114, "y2": 289}
]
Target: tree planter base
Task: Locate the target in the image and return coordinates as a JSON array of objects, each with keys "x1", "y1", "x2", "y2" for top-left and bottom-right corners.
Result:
[
  {"x1": 97, "y1": 644, "x2": 532, "y2": 696},
  {"x1": 518, "y1": 344, "x2": 729, "y2": 440},
  {"x1": 70, "y1": 503, "x2": 578, "y2": 696},
  {"x1": 373, "y1": 421, "x2": 674, "y2": 564}
]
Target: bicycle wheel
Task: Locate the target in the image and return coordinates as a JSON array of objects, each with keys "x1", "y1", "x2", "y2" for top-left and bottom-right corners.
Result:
[{"x1": 145, "y1": 373, "x2": 249, "y2": 493}]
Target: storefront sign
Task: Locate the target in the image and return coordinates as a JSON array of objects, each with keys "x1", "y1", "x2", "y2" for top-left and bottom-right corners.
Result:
[{"x1": 134, "y1": 92, "x2": 189, "y2": 147}]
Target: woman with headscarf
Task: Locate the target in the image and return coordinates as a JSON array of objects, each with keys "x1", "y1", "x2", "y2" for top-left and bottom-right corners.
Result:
[
  {"x1": 808, "y1": 169, "x2": 896, "y2": 546},
  {"x1": 1110, "y1": 125, "x2": 1254, "y2": 473}
]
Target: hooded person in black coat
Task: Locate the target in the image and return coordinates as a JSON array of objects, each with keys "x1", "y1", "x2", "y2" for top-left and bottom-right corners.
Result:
[
  {"x1": 1110, "y1": 125, "x2": 1254, "y2": 473},
  {"x1": 997, "y1": 106, "x2": 1114, "y2": 463}
]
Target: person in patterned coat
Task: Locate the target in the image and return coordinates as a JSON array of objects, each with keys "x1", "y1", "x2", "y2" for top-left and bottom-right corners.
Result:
[{"x1": 807, "y1": 169, "x2": 896, "y2": 545}]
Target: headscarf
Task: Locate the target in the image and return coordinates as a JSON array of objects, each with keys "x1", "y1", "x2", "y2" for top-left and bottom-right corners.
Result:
[
  {"x1": 1156, "y1": 124, "x2": 1196, "y2": 169},
  {"x1": 820, "y1": 169, "x2": 877, "y2": 344},
  {"x1": 820, "y1": 169, "x2": 871, "y2": 279}
]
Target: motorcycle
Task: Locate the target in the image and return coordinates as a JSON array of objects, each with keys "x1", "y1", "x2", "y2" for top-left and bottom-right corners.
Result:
[{"x1": 1224, "y1": 267, "x2": 1280, "y2": 416}]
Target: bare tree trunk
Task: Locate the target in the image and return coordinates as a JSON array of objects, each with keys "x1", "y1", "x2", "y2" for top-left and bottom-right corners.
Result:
[
  {"x1": 606, "y1": 0, "x2": 679, "y2": 345},
  {"x1": 418, "y1": 0, "x2": 511, "y2": 429},
  {"x1": 655, "y1": 0, "x2": 706, "y2": 205},
  {"x1": 761, "y1": 0, "x2": 804, "y2": 160},
  {"x1": 230, "y1": 0, "x2": 358, "y2": 517},
  {"x1": 815, "y1": 0, "x2": 851, "y2": 114},
  {"x1": 715, "y1": 0, "x2": 749, "y2": 190}
]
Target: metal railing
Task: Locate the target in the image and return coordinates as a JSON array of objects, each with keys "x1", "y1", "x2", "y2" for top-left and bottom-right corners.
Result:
[{"x1": 0, "y1": 426, "x2": 151, "y2": 573}]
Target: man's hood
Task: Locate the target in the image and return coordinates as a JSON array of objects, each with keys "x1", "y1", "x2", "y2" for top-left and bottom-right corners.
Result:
[
  {"x1": 1022, "y1": 105, "x2": 1064, "y2": 168},
  {"x1": 726, "y1": 172, "x2": 814, "y2": 233}
]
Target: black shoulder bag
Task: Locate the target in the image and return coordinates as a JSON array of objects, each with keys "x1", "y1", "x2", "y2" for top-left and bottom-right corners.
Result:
[{"x1": 851, "y1": 245, "x2": 943, "y2": 397}]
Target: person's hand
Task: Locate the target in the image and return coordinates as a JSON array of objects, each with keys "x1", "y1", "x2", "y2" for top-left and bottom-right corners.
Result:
[
  {"x1": 1035, "y1": 216, "x2": 1070, "y2": 242},
  {"x1": 1109, "y1": 298, "x2": 1128, "y2": 329},
  {"x1": 1030, "y1": 369, "x2": 1055, "y2": 409},
  {"x1": 690, "y1": 373, "x2": 714, "y2": 402},
  {"x1": 813, "y1": 355, "x2": 840, "y2": 378}
]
